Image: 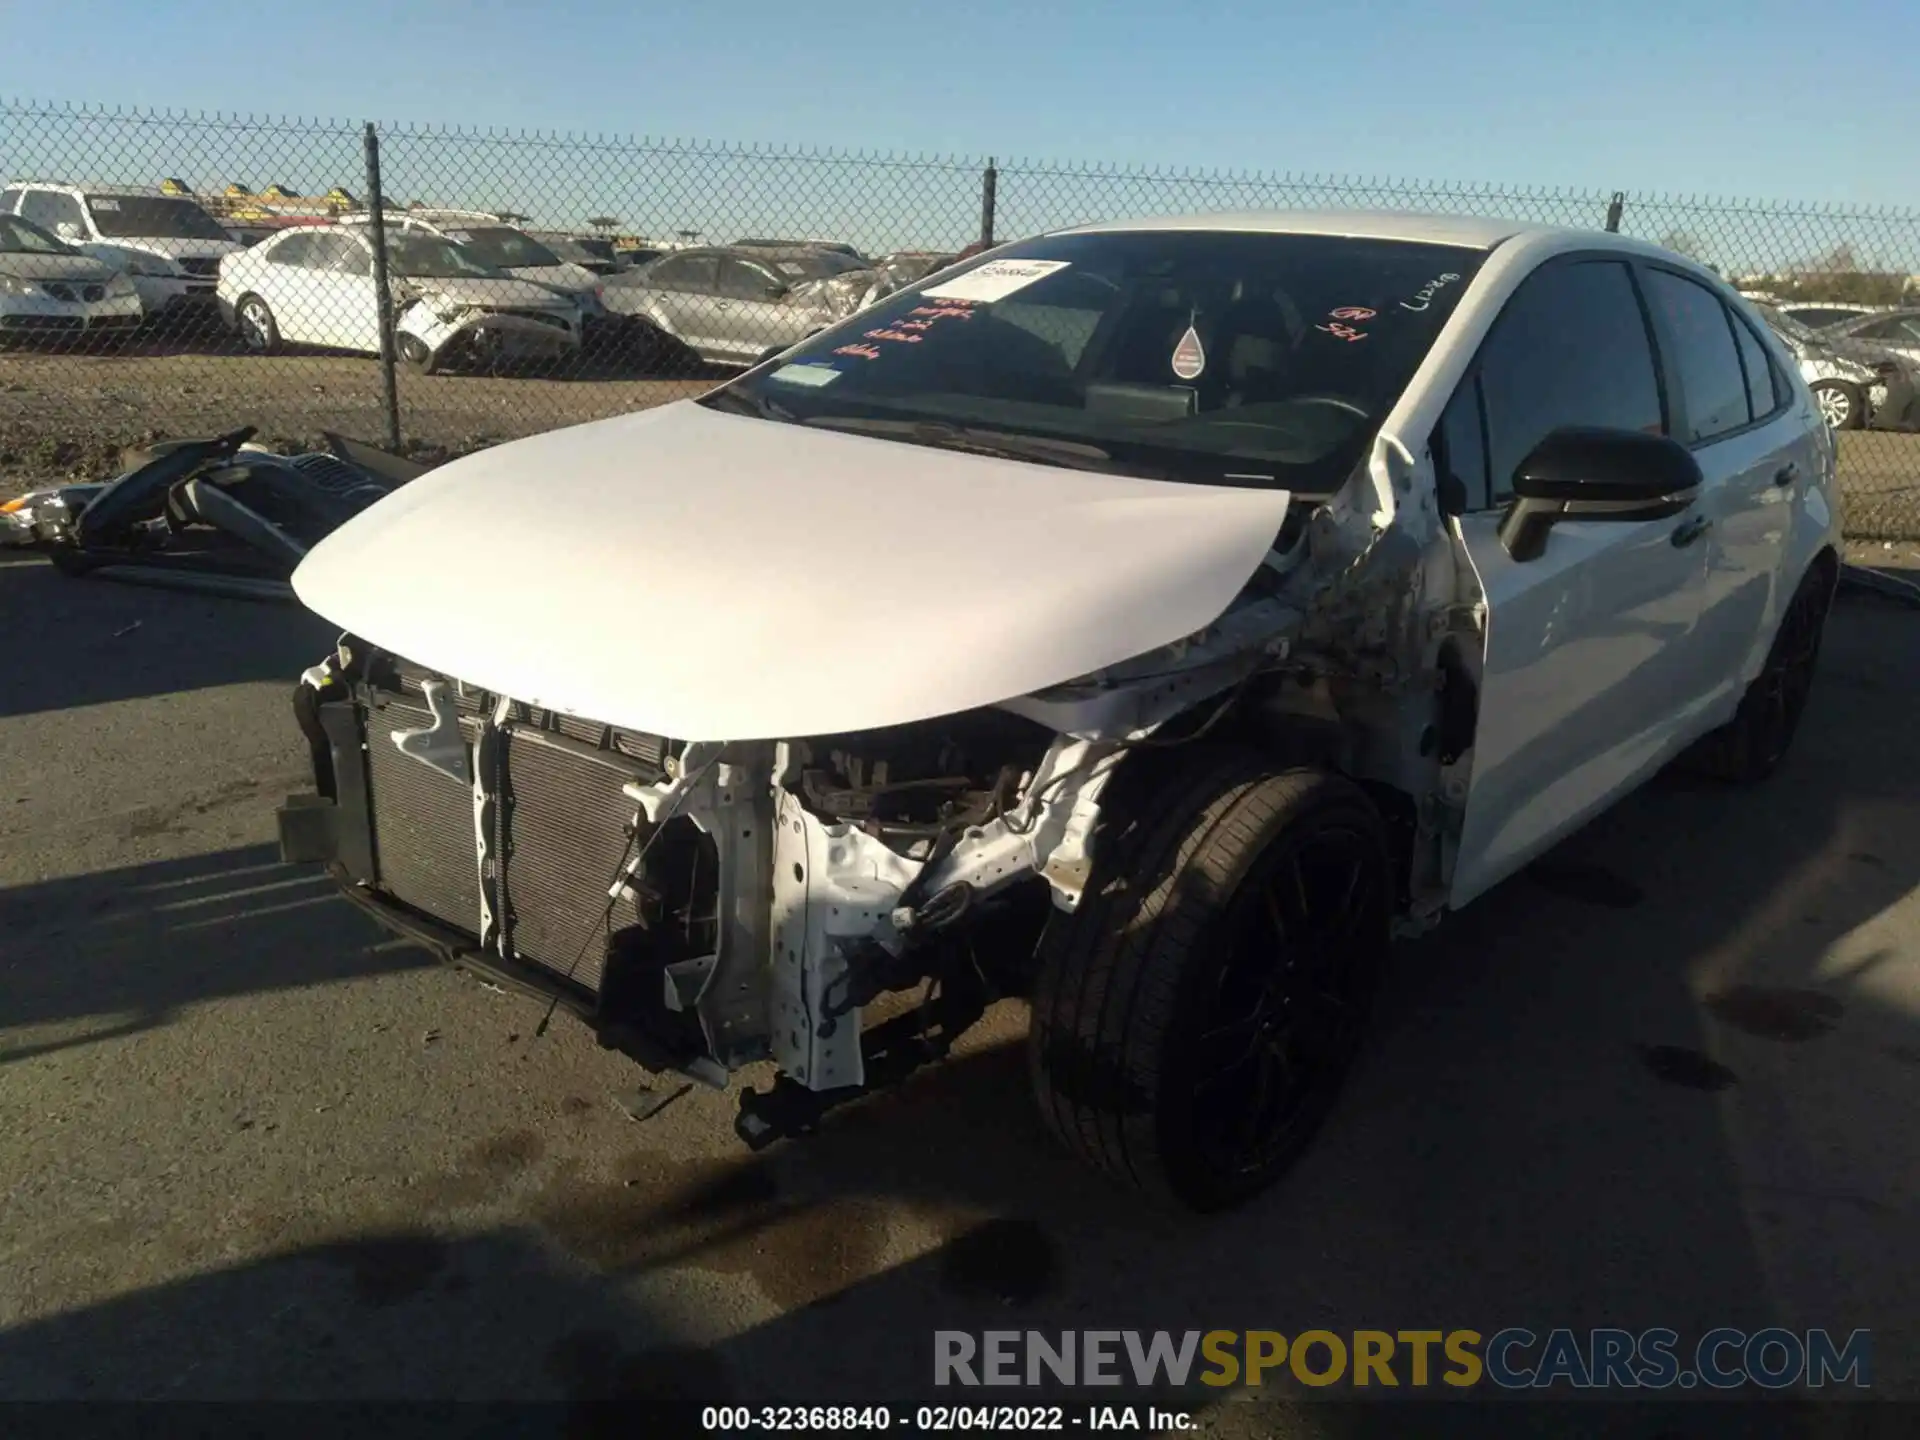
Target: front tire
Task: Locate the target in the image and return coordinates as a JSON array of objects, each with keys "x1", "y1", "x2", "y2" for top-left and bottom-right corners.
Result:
[
  {"x1": 1810, "y1": 380, "x2": 1863, "y2": 430},
  {"x1": 398, "y1": 333, "x2": 440, "y2": 375},
  {"x1": 1028, "y1": 752, "x2": 1392, "y2": 1211}
]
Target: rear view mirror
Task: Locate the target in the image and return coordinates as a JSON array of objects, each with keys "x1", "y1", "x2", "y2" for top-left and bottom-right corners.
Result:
[
  {"x1": 55, "y1": 222, "x2": 83, "y2": 241},
  {"x1": 1498, "y1": 426, "x2": 1701, "y2": 562}
]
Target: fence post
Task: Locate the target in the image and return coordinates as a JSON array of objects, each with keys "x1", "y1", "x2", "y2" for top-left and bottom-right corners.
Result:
[
  {"x1": 979, "y1": 157, "x2": 997, "y2": 248},
  {"x1": 362, "y1": 121, "x2": 403, "y2": 452},
  {"x1": 1604, "y1": 192, "x2": 1625, "y2": 233}
]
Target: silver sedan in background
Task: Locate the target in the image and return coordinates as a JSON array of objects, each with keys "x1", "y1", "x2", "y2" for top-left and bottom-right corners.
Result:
[{"x1": 597, "y1": 244, "x2": 874, "y2": 367}]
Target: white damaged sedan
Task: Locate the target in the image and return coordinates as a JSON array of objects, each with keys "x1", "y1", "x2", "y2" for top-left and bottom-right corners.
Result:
[
  {"x1": 278, "y1": 211, "x2": 1841, "y2": 1210},
  {"x1": 219, "y1": 225, "x2": 581, "y2": 373}
]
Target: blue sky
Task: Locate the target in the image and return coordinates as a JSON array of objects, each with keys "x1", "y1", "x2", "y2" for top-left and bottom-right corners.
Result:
[{"x1": 7, "y1": 0, "x2": 1919, "y2": 208}]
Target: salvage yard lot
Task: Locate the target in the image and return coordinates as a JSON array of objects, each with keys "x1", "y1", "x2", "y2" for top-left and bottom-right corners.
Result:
[
  {"x1": 4, "y1": 349, "x2": 1920, "y2": 542},
  {"x1": 1, "y1": 544, "x2": 1918, "y2": 1426}
]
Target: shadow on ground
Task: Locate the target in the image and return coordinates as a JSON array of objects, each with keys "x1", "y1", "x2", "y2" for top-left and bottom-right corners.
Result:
[
  {"x1": 1, "y1": 593, "x2": 1915, "y2": 1435},
  {"x1": 0, "y1": 552, "x2": 337, "y2": 718}
]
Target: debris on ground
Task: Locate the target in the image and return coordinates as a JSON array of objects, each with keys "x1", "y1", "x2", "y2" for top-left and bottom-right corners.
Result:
[{"x1": 1, "y1": 427, "x2": 433, "y2": 600}]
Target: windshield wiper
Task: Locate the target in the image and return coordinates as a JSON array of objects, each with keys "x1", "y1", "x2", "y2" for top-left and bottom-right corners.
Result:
[
  {"x1": 703, "y1": 387, "x2": 799, "y2": 424},
  {"x1": 800, "y1": 415, "x2": 1121, "y2": 472}
]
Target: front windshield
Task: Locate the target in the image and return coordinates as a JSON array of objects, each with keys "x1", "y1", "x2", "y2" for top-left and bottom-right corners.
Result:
[
  {"x1": 707, "y1": 229, "x2": 1486, "y2": 494},
  {"x1": 446, "y1": 226, "x2": 562, "y2": 269},
  {"x1": 386, "y1": 233, "x2": 503, "y2": 279},
  {"x1": 0, "y1": 214, "x2": 75, "y2": 255},
  {"x1": 84, "y1": 195, "x2": 229, "y2": 240}
]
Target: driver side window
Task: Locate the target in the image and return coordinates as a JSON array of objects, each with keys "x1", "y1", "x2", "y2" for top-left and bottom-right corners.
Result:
[{"x1": 1445, "y1": 259, "x2": 1667, "y2": 510}]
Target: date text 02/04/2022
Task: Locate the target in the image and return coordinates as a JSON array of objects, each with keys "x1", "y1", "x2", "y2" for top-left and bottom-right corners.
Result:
[{"x1": 699, "y1": 1404, "x2": 1196, "y2": 1431}]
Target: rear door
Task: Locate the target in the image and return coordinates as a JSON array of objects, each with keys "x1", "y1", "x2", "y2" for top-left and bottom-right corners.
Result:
[
  {"x1": 1447, "y1": 256, "x2": 1718, "y2": 907},
  {"x1": 300, "y1": 231, "x2": 382, "y2": 352},
  {"x1": 1639, "y1": 266, "x2": 1808, "y2": 706},
  {"x1": 255, "y1": 231, "x2": 325, "y2": 344}
]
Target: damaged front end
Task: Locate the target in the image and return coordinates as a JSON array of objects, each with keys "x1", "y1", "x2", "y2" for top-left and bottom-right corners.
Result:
[{"x1": 277, "y1": 572, "x2": 1343, "y2": 1144}]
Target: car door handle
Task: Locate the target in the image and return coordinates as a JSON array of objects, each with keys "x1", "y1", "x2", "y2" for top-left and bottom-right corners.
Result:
[
  {"x1": 1773, "y1": 463, "x2": 1801, "y2": 488},
  {"x1": 1671, "y1": 513, "x2": 1712, "y2": 548},
  {"x1": 712, "y1": 299, "x2": 734, "y2": 311}
]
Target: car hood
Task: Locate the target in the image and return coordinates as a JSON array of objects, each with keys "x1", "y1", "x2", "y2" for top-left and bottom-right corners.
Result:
[
  {"x1": 0, "y1": 252, "x2": 118, "y2": 282},
  {"x1": 395, "y1": 274, "x2": 577, "y2": 310},
  {"x1": 292, "y1": 401, "x2": 1293, "y2": 740}
]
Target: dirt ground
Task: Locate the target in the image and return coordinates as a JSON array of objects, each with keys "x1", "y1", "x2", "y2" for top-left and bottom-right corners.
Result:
[
  {"x1": 0, "y1": 347, "x2": 706, "y2": 497},
  {"x1": 4, "y1": 345, "x2": 1920, "y2": 537}
]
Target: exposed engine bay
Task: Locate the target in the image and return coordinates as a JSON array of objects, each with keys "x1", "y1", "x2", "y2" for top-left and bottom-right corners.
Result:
[{"x1": 277, "y1": 490, "x2": 1463, "y2": 1149}]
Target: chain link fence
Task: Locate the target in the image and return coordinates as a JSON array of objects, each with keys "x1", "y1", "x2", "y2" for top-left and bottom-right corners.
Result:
[{"x1": 4, "y1": 98, "x2": 1919, "y2": 538}]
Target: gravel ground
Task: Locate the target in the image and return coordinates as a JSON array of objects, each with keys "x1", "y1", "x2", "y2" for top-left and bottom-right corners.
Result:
[
  {"x1": 4, "y1": 346, "x2": 1920, "y2": 538},
  {"x1": 1, "y1": 546, "x2": 1917, "y2": 1431}
]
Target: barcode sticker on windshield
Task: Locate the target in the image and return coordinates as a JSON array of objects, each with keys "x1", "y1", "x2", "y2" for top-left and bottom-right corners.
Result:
[
  {"x1": 922, "y1": 258, "x2": 1070, "y2": 303},
  {"x1": 769, "y1": 363, "x2": 843, "y2": 387}
]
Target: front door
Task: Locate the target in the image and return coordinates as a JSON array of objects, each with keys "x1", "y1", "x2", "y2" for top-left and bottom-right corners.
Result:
[{"x1": 1444, "y1": 257, "x2": 1717, "y2": 907}]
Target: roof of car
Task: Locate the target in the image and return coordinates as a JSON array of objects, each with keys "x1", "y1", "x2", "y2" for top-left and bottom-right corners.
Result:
[
  {"x1": 1059, "y1": 208, "x2": 1573, "y2": 249},
  {"x1": 4, "y1": 181, "x2": 196, "y2": 198}
]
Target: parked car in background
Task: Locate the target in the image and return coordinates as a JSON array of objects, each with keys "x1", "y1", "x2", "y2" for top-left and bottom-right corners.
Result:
[
  {"x1": 598, "y1": 244, "x2": 873, "y2": 366},
  {"x1": 0, "y1": 183, "x2": 240, "y2": 322},
  {"x1": 218, "y1": 224, "x2": 582, "y2": 373},
  {"x1": 282, "y1": 210, "x2": 1842, "y2": 1210},
  {"x1": 0, "y1": 212, "x2": 143, "y2": 345},
  {"x1": 1750, "y1": 301, "x2": 1886, "y2": 428}
]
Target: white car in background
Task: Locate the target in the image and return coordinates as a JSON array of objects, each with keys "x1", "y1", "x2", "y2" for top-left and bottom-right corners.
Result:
[
  {"x1": 0, "y1": 182, "x2": 240, "y2": 322},
  {"x1": 217, "y1": 224, "x2": 582, "y2": 373},
  {"x1": 0, "y1": 212, "x2": 143, "y2": 344}
]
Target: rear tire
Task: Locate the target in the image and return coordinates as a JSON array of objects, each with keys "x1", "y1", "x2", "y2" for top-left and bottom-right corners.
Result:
[
  {"x1": 1027, "y1": 751, "x2": 1392, "y2": 1211},
  {"x1": 235, "y1": 294, "x2": 279, "y2": 354},
  {"x1": 1678, "y1": 555, "x2": 1836, "y2": 783}
]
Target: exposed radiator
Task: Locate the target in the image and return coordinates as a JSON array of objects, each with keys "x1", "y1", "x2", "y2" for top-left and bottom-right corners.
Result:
[
  {"x1": 361, "y1": 673, "x2": 666, "y2": 994},
  {"x1": 499, "y1": 731, "x2": 649, "y2": 991},
  {"x1": 365, "y1": 698, "x2": 481, "y2": 935}
]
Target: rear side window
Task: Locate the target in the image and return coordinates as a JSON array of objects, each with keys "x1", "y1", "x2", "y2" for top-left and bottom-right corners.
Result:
[
  {"x1": 1728, "y1": 310, "x2": 1782, "y2": 422},
  {"x1": 0, "y1": 189, "x2": 20, "y2": 213},
  {"x1": 1475, "y1": 260, "x2": 1664, "y2": 503},
  {"x1": 1642, "y1": 269, "x2": 1751, "y2": 443}
]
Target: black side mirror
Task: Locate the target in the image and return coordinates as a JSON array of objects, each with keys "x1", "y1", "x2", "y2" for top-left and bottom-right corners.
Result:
[{"x1": 1498, "y1": 426, "x2": 1702, "y2": 562}]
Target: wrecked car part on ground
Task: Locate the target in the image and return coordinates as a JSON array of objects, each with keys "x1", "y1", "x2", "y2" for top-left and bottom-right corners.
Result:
[
  {"x1": 3, "y1": 427, "x2": 420, "y2": 599},
  {"x1": 278, "y1": 214, "x2": 1845, "y2": 1210}
]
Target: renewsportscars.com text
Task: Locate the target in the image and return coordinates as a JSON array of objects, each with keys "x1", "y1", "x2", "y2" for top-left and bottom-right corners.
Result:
[{"x1": 934, "y1": 1328, "x2": 1871, "y2": 1391}]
